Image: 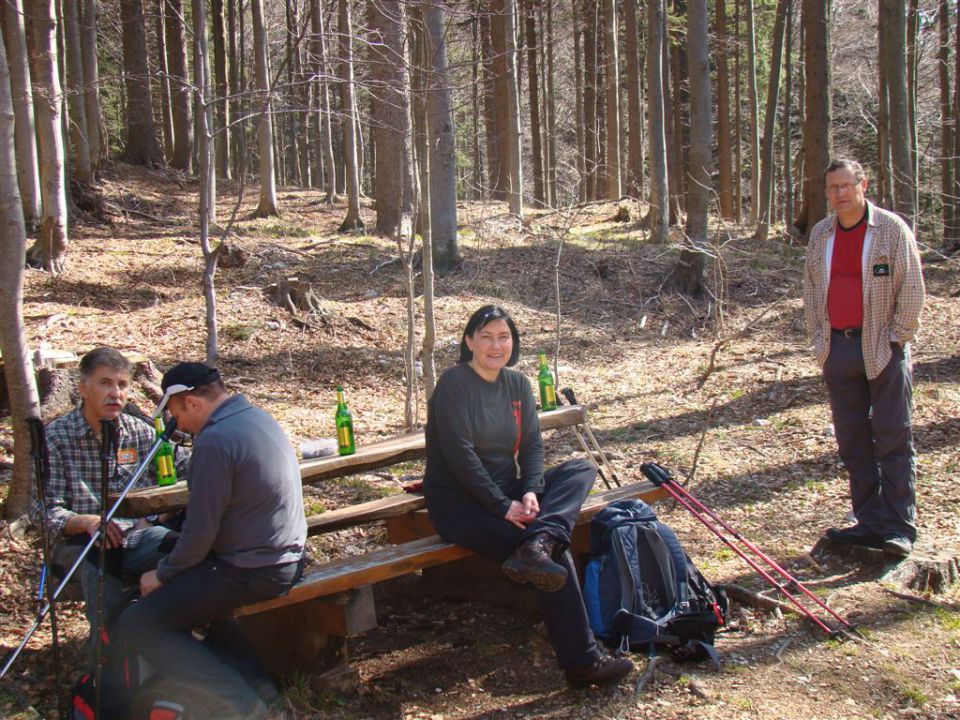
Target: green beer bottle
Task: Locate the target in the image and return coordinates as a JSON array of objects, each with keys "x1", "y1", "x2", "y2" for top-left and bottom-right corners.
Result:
[
  {"x1": 335, "y1": 386, "x2": 356, "y2": 456},
  {"x1": 153, "y1": 416, "x2": 177, "y2": 486},
  {"x1": 537, "y1": 351, "x2": 557, "y2": 411}
]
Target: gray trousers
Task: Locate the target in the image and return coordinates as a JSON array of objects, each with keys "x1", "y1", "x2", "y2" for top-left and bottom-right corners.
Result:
[{"x1": 823, "y1": 332, "x2": 917, "y2": 541}]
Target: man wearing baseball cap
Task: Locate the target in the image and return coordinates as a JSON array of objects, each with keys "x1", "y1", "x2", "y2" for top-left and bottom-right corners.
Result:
[{"x1": 116, "y1": 362, "x2": 307, "y2": 720}]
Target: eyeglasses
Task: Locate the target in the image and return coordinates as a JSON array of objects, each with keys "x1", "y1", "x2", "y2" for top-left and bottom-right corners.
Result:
[{"x1": 826, "y1": 182, "x2": 859, "y2": 195}]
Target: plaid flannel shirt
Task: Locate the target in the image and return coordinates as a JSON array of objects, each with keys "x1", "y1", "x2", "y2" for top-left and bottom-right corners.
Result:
[
  {"x1": 33, "y1": 407, "x2": 190, "y2": 548},
  {"x1": 803, "y1": 201, "x2": 925, "y2": 380}
]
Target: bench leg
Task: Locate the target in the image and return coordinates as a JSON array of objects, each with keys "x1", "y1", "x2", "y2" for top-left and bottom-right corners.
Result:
[{"x1": 238, "y1": 586, "x2": 376, "y2": 690}]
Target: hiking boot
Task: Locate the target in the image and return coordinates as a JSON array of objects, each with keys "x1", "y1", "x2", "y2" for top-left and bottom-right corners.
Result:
[
  {"x1": 824, "y1": 525, "x2": 882, "y2": 548},
  {"x1": 881, "y1": 534, "x2": 913, "y2": 558},
  {"x1": 565, "y1": 653, "x2": 634, "y2": 688},
  {"x1": 502, "y1": 533, "x2": 568, "y2": 592}
]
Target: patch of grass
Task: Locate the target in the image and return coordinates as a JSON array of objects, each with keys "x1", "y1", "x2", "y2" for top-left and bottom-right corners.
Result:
[
  {"x1": 713, "y1": 547, "x2": 736, "y2": 561},
  {"x1": 260, "y1": 219, "x2": 313, "y2": 238},
  {"x1": 730, "y1": 388, "x2": 745, "y2": 400},
  {"x1": 336, "y1": 476, "x2": 392, "y2": 503},
  {"x1": 900, "y1": 686, "x2": 928, "y2": 705},
  {"x1": 934, "y1": 607, "x2": 960, "y2": 632},
  {"x1": 223, "y1": 323, "x2": 257, "y2": 341},
  {"x1": 304, "y1": 498, "x2": 327, "y2": 515},
  {"x1": 805, "y1": 479, "x2": 827, "y2": 492},
  {"x1": 729, "y1": 695, "x2": 754, "y2": 710}
]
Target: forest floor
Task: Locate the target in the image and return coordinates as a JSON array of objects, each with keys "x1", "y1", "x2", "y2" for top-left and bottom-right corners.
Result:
[{"x1": 1, "y1": 162, "x2": 959, "y2": 720}]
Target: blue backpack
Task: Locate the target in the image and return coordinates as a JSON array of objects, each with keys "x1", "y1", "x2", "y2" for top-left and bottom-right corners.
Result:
[{"x1": 583, "y1": 499, "x2": 728, "y2": 662}]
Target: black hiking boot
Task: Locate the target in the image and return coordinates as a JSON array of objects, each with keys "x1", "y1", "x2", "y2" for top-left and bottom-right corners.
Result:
[
  {"x1": 565, "y1": 653, "x2": 634, "y2": 688},
  {"x1": 824, "y1": 524, "x2": 883, "y2": 549},
  {"x1": 881, "y1": 534, "x2": 913, "y2": 558},
  {"x1": 502, "y1": 533, "x2": 568, "y2": 592}
]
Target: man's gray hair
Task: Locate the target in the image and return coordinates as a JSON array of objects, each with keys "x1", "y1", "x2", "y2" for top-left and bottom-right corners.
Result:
[
  {"x1": 78, "y1": 347, "x2": 131, "y2": 380},
  {"x1": 823, "y1": 158, "x2": 866, "y2": 184}
]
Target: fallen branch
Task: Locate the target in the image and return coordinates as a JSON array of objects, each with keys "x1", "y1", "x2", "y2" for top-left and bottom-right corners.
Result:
[
  {"x1": 879, "y1": 586, "x2": 960, "y2": 611},
  {"x1": 723, "y1": 583, "x2": 802, "y2": 616},
  {"x1": 634, "y1": 655, "x2": 662, "y2": 695}
]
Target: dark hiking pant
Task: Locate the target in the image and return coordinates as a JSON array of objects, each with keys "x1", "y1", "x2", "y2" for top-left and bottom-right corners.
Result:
[
  {"x1": 823, "y1": 331, "x2": 917, "y2": 541},
  {"x1": 115, "y1": 556, "x2": 302, "y2": 717},
  {"x1": 427, "y1": 458, "x2": 601, "y2": 671}
]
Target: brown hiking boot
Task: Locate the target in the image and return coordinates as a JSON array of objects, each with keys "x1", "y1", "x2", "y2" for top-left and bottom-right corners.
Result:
[
  {"x1": 565, "y1": 653, "x2": 634, "y2": 688},
  {"x1": 502, "y1": 533, "x2": 568, "y2": 592}
]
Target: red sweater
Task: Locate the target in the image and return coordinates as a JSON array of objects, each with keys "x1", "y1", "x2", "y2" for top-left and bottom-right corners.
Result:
[{"x1": 827, "y1": 219, "x2": 867, "y2": 330}]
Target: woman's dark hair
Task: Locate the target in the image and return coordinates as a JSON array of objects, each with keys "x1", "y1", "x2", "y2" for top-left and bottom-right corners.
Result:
[{"x1": 458, "y1": 305, "x2": 521, "y2": 366}]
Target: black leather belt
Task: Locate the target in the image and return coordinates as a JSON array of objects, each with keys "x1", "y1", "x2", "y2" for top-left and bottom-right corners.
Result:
[{"x1": 832, "y1": 327, "x2": 862, "y2": 338}]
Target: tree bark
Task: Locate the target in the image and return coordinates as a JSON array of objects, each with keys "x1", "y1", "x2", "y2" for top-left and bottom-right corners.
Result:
[
  {"x1": 28, "y1": 0, "x2": 68, "y2": 273},
  {"x1": 623, "y1": 0, "x2": 644, "y2": 199},
  {"x1": 603, "y1": 0, "x2": 621, "y2": 199},
  {"x1": 525, "y1": 2, "x2": 544, "y2": 206},
  {"x1": 211, "y1": 0, "x2": 232, "y2": 179},
  {"x1": 544, "y1": 0, "x2": 557, "y2": 205},
  {"x1": 338, "y1": 0, "x2": 364, "y2": 230},
  {"x1": 672, "y1": 0, "x2": 711, "y2": 294},
  {"x1": 745, "y1": 0, "x2": 760, "y2": 224},
  {"x1": 194, "y1": 0, "x2": 215, "y2": 227},
  {"x1": 62, "y1": 0, "x2": 91, "y2": 181},
  {"x1": 251, "y1": 0, "x2": 280, "y2": 217},
  {"x1": 80, "y1": 0, "x2": 102, "y2": 176},
  {"x1": 879, "y1": 0, "x2": 915, "y2": 224},
  {"x1": 423, "y1": 0, "x2": 460, "y2": 269},
  {"x1": 0, "y1": 24, "x2": 42, "y2": 522},
  {"x1": 940, "y1": 0, "x2": 955, "y2": 246},
  {"x1": 582, "y1": 0, "x2": 598, "y2": 200},
  {"x1": 795, "y1": 0, "x2": 831, "y2": 238},
  {"x1": 154, "y1": 0, "x2": 174, "y2": 161},
  {"x1": 0, "y1": 0, "x2": 41, "y2": 227},
  {"x1": 573, "y1": 3, "x2": 586, "y2": 202},
  {"x1": 503, "y1": 0, "x2": 523, "y2": 216},
  {"x1": 121, "y1": 0, "x2": 161, "y2": 166},
  {"x1": 368, "y1": 0, "x2": 414, "y2": 237},
  {"x1": 165, "y1": 0, "x2": 193, "y2": 171},
  {"x1": 756, "y1": 0, "x2": 789, "y2": 241},
  {"x1": 782, "y1": 0, "x2": 794, "y2": 232},
  {"x1": 715, "y1": 0, "x2": 734, "y2": 219},
  {"x1": 646, "y1": 0, "x2": 669, "y2": 242},
  {"x1": 733, "y1": 0, "x2": 743, "y2": 223}
]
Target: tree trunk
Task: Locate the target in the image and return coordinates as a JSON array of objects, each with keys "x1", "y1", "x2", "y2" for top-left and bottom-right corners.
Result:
[
  {"x1": 666, "y1": 3, "x2": 683, "y2": 223},
  {"x1": 154, "y1": 0, "x2": 174, "y2": 161},
  {"x1": 879, "y1": 0, "x2": 915, "y2": 224},
  {"x1": 165, "y1": 0, "x2": 193, "y2": 171},
  {"x1": 227, "y1": 0, "x2": 241, "y2": 176},
  {"x1": 940, "y1": 0, "x2": 955, "y2": 246},
  {"x1": 582, "y1": 0, "x2": 598, "y2": 200},
  {"x1": 525, "y1": 2, "x2": 544, "y2": 206},
  {"x1": 715, "y1": 0, "x2": 734, "y2": 219},
  {"x1": 623, "y1": 0, "x2": 643, "y2": 199},
  {"x1": 544, "y1": 0, "x2": 557, "y2": 205},
  {"x1": 756, "y1": 0, "x2": 789, "y2": 241},
  {"x1": 646, "y1": 0, "x2": 669, "y2": 242},
  {"x1": 62, "y1": 0, "x2": 91, "y2": 181},
  {"x1": 573, "y1": 3, "x2": 586, "y2": 202},
  {"x1": 194, "y1": 0, "x2": 215, "y2": 227},
  {"x1": 28, "y1": 0, "x2": 68, "y2": 273},
  {"x1": 733, "y1": 0, "x2": 743, "y2": 223},
  {"x1": 795, "y1": 0, "x2": 831, "y2": 238},
  {"x1": 211, "y1": 0, "x2": 231, "y2": 179},
  {"x1": 80, "y1": 0, "x2": 102, "y2": 176},
  {"x1": 782, "y1": 0, "x2": 794, "y2": 232},
  {"x1": 503, "y1": 0, "x2": 523, "y2": 216},
  {"x1": 368, "y1": 0, "x2": 414, "y2": 237},
  {"x1": 0, "y1": 24, "x2": 42, "y2": 522},
  {"x1": 338, "y1": 0, "x2": 364, "y2": 230},
  {"x1": 424, "y1": 0, "x2": 460, "y2": 270},
  {"x1": 745, "y1": 0, "x2": 760, "y2": 224},
  {"x1": 121, "y1": 0, "x2": 161, "y2": 166},
  {"x1": 603, "y1": 0, "x2": 621, "y2": 199},
  {"x1": 251, "y1": 0, "x2": 280, "y2": 217},
  {"x1": 0, "y1": 0, "x2": 41, "y2": 228},
  {"x1": 672, "y1": 0, "x2": 711, "y2": 294},
  {"x1": 471, "y1": 11, "x2": 483, "y2": 199}
]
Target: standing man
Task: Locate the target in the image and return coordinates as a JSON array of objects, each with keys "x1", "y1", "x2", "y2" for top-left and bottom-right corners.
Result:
[
  {"x1": 116, "y1": 363, "x2": 307, "y2": 720},
  {"x1": 802, "y1": 159, "x2": 925, "y2": 558},
  {"x1": 37, "y1": 347, "x2": 189, "y2": 638}
]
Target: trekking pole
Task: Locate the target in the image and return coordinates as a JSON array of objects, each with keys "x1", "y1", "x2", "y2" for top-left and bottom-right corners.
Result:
[
  {"x1": 0, "y1": 418, "x2": 180, "y2": 679},
  {"x1": 93, "y1": 418, "x2": 118, "y2": 720},
  {"x1": 642, "y1": 462, "x2": 855, "y2": 632},
  {"x1": 640, "y1": 462, "x2": 850, "y2": 637},
  {"x1": 559, "y1": 388, "x2": 621, "y2": 489},
  {"x1": 27, "y1": 417, "x2": 67, "y2": 720}
]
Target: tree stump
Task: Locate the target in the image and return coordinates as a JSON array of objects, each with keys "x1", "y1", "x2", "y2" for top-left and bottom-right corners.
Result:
[
  {"x1": 813, "y1": 538, "x2": 960, "y2": 594},
  {"x1": 217, "y1": 242, "x2": 249, "y2": 268},
  {"x1": 265, "y1": 277, "x2": 326, "y2": 316},
  {"x1": 611, "y1": 203, "x2": 632, "y2": 222}
]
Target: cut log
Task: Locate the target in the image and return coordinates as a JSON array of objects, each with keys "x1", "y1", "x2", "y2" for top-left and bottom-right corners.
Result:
[
  {"x1": 265, "y1": 276, "x2": 326, "y2": 316},
  {"x1": 217, "y1": 242, "x2": 249, "y2": 268},
  {"x1": 881, "y1": 550, "x2": 960, "y2": 594}
]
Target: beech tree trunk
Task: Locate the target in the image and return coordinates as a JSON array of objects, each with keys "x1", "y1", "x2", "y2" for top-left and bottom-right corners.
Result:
[
  {"x1": 0, "y1": 24, "x2": 42, "y2": 522},
  {"x1": 624, "y1": 0, "x2": 644, "y2": 199},
  {"x1": 503, "y1": 0, "x2": 523, "y2": 216},
  {"x1": 80, "y1": 0, "x2": 102, "y2": 176},
  {"x1": 0, "y1": 0, "x2": 41, "y2": 227},
  {"x1": 121, "y1": 0, "x2": 161, "y2": 166},
  {"x1": 165, "y1": 0, "x2": 193, "y2": 171},
  {"x1": 251, "y1": 0, "x2": 280, "y2": 217},
  {"x1": 673, "y1": 0, "x2": 711, "y2": 294},
  {"x1": 211, "y1": 0, "x2": 231, "y2": 179},
  {"x1": 646, "y1": 0, "x2": 669, "y2": 242},
  {"x1": 573, "y1": 4, "x2": 586, "y2": 202},
  {"x1": 424, "y1": 0, "x2": 460, "y2": 270},
  {"x1": 368, "y1": 0, "x2": 414, "y2": 237},
  {"x1": 28, "y1": 0, "x2": 68, "y2": 273},
  {"x1": 716, "y1": 0, "x2": 734, "y2": 220},
  {"x1": 603, "y1": 0, "x2": 621, "y2": 199},
  {"x1": 154, "y1": 0, "x2": 174, "y2": 161},
  {"x1": 783, "y1": 0, "x2": 794, "y2": 231},
  {"x1": 795, "y1": 0, "x2": 831, "y2": 237},
  {"x1": 879, "y1": 0, "x2": 915, "y2": 224},
  {"x1": 194, "y1": 0, "x2": 215, "y2": 227},
  {"x1": 582, "y1": 0, "x2": 598, "y2": 200},
  {"x1": 756, "y1": 0, "x2": 789, "y2": 241},
  {"x1": 940, "y1": 0, "x2": 956, "y2": 246},
  {"x1": 338, "y1": 0, "x2": 364, "y2": 230},
  {"x1": 525, "y1": 2, "x2": 544, "y2": 206},
  {"x1": 63, "y1": 0, "x2": 91, "y2": 181},
  {"x1": 746, "y1": 0, "x2": 760, "y2": 224}
]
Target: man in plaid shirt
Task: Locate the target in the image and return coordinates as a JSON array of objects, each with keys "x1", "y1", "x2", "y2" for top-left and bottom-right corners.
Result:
[
  {"x1": 803, "y1": 159, "x2": 925, "y2": 558},
  {"x1": 36, "y1": 347, "x2": 190, "y2": 638}
]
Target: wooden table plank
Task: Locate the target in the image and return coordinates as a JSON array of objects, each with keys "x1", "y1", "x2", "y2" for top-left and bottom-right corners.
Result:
[{"x1": 114, "y1": 405, "x2": 589, "y2": 517}]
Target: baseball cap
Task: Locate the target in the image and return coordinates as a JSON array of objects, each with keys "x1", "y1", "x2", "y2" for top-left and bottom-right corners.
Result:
[{"x1": 153, "y1": 362, "x2": 221, "y2": 418}]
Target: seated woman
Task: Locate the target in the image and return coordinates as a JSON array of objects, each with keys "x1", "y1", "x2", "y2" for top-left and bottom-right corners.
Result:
[{"x1": 423, "y1": 305, "x2": 633, "y2": 688}]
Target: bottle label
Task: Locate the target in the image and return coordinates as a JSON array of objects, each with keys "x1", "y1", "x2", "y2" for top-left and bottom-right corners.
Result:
[
  {"x1": 157, "y1": 455, "x2": 176, "y2": 485},
  {"x1": 337, "y1": 425, "x2": 353, "y2": 449},
  {"x1": 542, "y1": 384, "x2": 556, "y2": 409}
]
